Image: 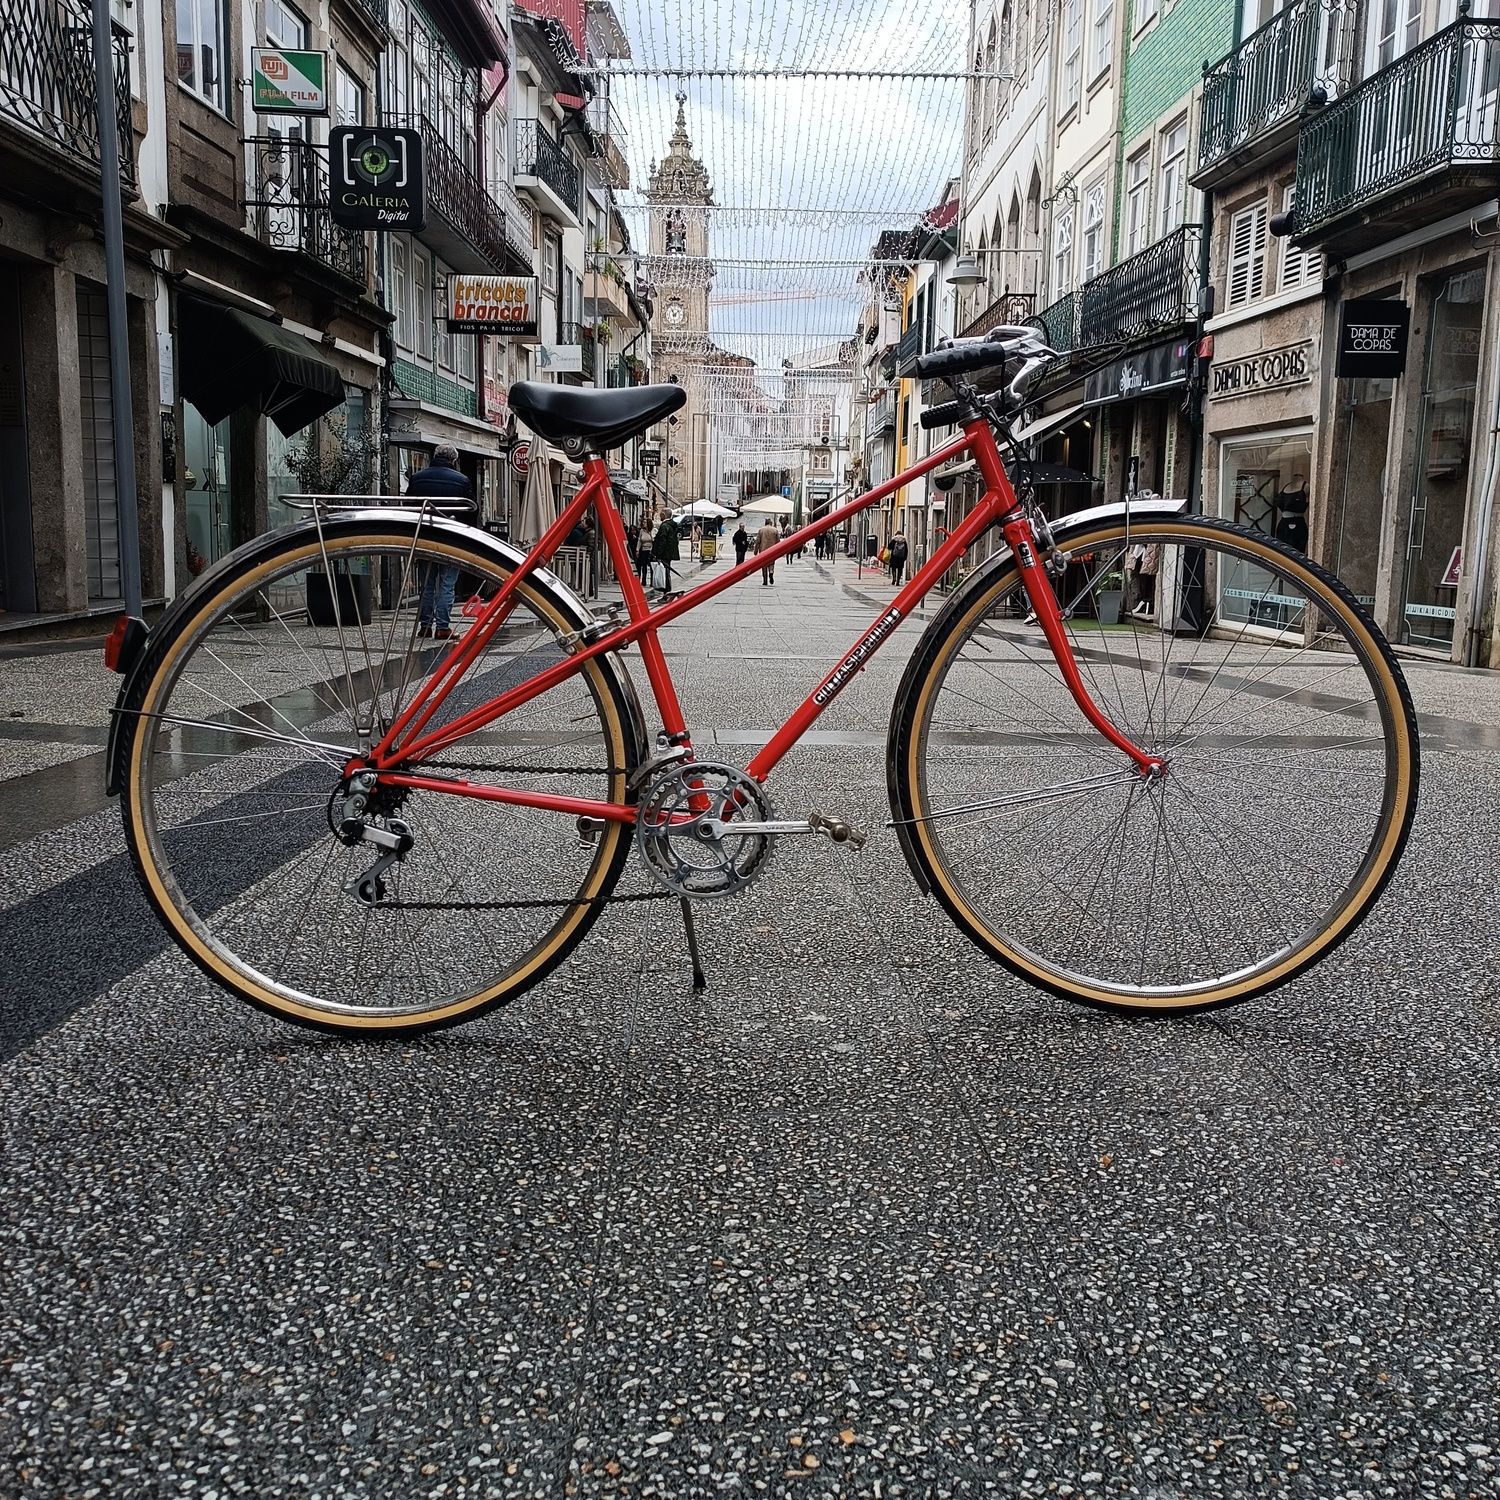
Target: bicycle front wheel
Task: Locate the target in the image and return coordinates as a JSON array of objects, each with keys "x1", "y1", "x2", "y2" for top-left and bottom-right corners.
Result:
[
  {"x1": 118, "y1": 519, "x2": 641, "y2": 1033},
  {"x1": 890, "y1": 516, "x2": 1419, "y2": 1012}
]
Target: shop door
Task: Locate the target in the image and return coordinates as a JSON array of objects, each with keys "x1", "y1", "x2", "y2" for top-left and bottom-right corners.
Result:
[
  {"x1": 0, "y1": 263, "x2": 34, "y2": 613},
  {"x1": 1399, "y1": 266, "x2": 1485, "y2": 652},
  {"x1": 1328, "y1": 375, "x2": 1396, "y2": 609},
  {"x1": 183, "y1": 404, "x2": 233, "y2": 575},
  {"x1": 76, "y1": 286, "x2": 122, "y2": 602}
]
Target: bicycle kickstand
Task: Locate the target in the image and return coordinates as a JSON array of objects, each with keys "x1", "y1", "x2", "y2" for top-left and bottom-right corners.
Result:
[{"x1": 679, "y1": 898, "x2": 707, "y2": 992}]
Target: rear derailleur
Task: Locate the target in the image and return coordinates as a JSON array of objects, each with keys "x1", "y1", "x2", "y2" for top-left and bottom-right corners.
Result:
[{"x1": 328, "y1": 770, "x2": 413, "y2": 905}]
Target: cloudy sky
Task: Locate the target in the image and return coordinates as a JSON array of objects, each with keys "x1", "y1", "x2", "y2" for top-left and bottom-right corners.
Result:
[{"x1": 599, "y1": 0, "x2": 971, "y2": 372}]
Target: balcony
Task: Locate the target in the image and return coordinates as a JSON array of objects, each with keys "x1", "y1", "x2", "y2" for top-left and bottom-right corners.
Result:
[
  {"x1": 246, "y1": 137, "x2": 368, "y2": 289},
  {"x1": 1195, "y1": 0, "x2": 1358, "y2": 189},
  {"x1": 0, "y1": 0, "x2": 134, "y2": 185},
  {"x1": 343, "y1": 0, "x2": 390, "y2": 35},
  {"x1": 1295, "y1": 19, "x2": 1500, "y2": 253},
  {"x1": 515, "y1": 119, "x2": 581, "y2": 228},
  {"x1": 388, "y1": 115, "x2": 529, "y2": 276},
  {"x1": 959, "y1": 291, "x2": 1037, "y2": 340},
  {"x1": 586, "y1": 96, "x2": 631, "y2": 189},
  {"x1": 1037, "y1": 290, "x2": 1080, "y2": 355},
  {"x1": 585, "y1": 267, "x2": 632, "y2": 323},
  {"x1": 894, "y1": 322, "x2": 924, "y2": 377},
  {"x1": 869, "y1": 386, "x2": 897, "y2": 435},
  {"x1": 1079, "y1": 225, "x2": 1200, "y2": 349}
]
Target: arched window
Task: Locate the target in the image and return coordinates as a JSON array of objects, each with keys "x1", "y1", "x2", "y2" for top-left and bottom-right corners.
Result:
[
  {"x1": 990, "y1": 211, "x2": 1005, "y2": 300},
  {"x1": 1016, "y1": 0, "x2": 1030, "y2": 79},
  {"x1": 1024, "y1": 172, "x2": 1042, "y2": 295},
  {"x1": 968, "y1": 47, "x2": 985, "y2": 159}
]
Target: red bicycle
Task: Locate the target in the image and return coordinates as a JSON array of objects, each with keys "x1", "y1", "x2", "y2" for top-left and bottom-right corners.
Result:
[{"x1": 108, "y1": 328, "x2": 1419, "y2": 1032}]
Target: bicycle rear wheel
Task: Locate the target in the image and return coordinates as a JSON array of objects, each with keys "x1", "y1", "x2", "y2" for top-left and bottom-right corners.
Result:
[
  {"x1": 889, "y1": 516, "x2": 1419, "y2": 1011},
  {"x1": 117, "y1": 519, "x2": 642, "y2": 1033}
]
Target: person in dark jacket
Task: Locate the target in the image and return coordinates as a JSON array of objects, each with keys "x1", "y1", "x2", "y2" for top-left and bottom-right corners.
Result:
[
  {"x1": 732, "y1": 523, "x2": 750, "y2": 566},
  {"x1": 653, "y1": 513, "x2": 681, "y2": 592},
  {"x1": 406, "y1": 443, "x2": 473, "y2": 638}
]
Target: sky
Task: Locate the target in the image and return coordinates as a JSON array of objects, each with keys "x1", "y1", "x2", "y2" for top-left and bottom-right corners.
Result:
[{"x1": 596, "y1": 0, "x2": 971, "y2": 413}]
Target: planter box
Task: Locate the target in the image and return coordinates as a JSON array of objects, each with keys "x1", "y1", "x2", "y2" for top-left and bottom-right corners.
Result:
[
  {"x1": 306, "y1": 569, "x2": 373, "y2": 627},
  {"x1": 1096, "y1": 588, "x2": 1124, "y2": 626}
]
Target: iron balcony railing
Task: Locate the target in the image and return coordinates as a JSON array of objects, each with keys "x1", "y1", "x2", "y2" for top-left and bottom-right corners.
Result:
[
  {"x1": 959, "y1": 290, "x2": 1037, "y2": 340},
  {"x1": 1198, "y1": 0, "x2": 1358, "y2": 180},
  {"x1": 246, "y1": 136, "x2": 367, "y2": 286},
  {"x1": 870, "y1": 386, "x2": 897, "y2": 434},
  {"x1": 345, "y1": 0, "x2": 389, "y2": 34},
  {"x1": 1037, "y1": 289, "x2": 1080, "y2": 354},
  {"x1": 0, "y1": 0, "x2": 134, "y2": 183},
  {"x1": 1296, "y1": 18, "x2": 1500, "y2": 237},
  {"x1": 894, "y1": 322, "x2": 924, "y2": 376},
  {"x1": 1079, "y1": 225, "x2": 1201, "y2": 348},
  {"x1": 386, "y1": 114, "x2": 519, "y2": 273},
  {"x1": 516, "y1": 118, "x2": 581, "y2": 216},
  {"x1": 561, "y1": 321, "x2": 596, "y2": 381}
]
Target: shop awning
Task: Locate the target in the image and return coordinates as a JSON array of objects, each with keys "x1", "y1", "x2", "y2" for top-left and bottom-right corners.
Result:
[
  {"x1": 179, "y1": 296, "x2": 344, "y2": 435},
  {"x1": 1011, "y1": 400, "x2": 1089, "y2": 448}
]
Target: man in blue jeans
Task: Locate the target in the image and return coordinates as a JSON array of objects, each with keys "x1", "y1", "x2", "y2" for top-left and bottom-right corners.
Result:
[{"x1": 407, "y1": 443, "x2": 474, "y2": 638}]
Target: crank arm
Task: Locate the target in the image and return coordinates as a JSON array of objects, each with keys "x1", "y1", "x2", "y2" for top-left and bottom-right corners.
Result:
[{"x1": 694, "y1": 811, "x2": 866, "y2": 850}]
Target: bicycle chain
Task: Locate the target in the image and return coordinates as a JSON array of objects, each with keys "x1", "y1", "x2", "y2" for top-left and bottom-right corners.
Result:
[
  {"x1": 411, "y1": 762, "x2": 611, "y2": 777},
  {"x1": 373, "y1": 890, "x2": 671, "y2": 911}
]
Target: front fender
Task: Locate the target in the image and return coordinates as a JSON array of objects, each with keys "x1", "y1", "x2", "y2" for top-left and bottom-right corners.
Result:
[
  {"x1": 106, "y1": 513, "x2": 649, "y2": 795},
  {"x1": 887, "y1": 495, "x2": 1188, "y2": 893}
]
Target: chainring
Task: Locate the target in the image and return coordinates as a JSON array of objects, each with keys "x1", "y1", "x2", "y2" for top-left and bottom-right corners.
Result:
[{"x1": 635, "y1": 760, "x2": 776, "y2": 899}]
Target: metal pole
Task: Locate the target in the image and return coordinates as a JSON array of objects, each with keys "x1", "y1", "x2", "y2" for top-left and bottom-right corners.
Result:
[{"x1": 92, "y1": 0, "x2": 141, "y2": 615}]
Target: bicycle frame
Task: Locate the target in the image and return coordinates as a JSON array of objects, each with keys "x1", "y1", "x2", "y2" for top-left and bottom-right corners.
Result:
[{"x1": 365, "y1": 415, "x2": 1160, "y2": 823}]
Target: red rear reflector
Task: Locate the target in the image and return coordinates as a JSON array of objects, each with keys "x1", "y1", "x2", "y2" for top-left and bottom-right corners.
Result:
[{"x1": 104, "y1": 614, "x2": 130, "y2": 673}]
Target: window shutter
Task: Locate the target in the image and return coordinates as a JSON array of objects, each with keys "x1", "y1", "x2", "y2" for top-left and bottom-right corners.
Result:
[
  {"x1": 1226, "y1": 201, "x2": 1267, "y2": 310},
  {"x1": 1278, "y1": 186, "x2": 1322, "y2": 293}
]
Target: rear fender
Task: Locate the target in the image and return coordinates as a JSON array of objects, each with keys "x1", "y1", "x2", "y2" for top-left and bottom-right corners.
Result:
[
  {"x1": 106, "y1": 513, "x2": 649, "y2": 795},
  {"x1": 887, "y1": 495, "x2": 1188, "y2": 893}
]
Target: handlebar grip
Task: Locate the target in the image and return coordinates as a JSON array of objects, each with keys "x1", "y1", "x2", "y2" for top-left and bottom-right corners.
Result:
[
  {"x1": 919, "y1": 401, "x2": 967, "y2": 430},
  {"x1": 912, "y1": 340, "x2": 1011, "y2": 381}
]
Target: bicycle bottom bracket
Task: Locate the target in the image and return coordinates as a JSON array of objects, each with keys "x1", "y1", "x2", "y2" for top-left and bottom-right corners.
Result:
[{"x1": 635, "y1": 761, "x2": 775, "y2": 899}]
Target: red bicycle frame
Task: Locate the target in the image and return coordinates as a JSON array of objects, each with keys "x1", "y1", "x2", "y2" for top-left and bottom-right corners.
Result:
[{"x1": 365, "y1": 415, "x2": 1159, "y2": 823}]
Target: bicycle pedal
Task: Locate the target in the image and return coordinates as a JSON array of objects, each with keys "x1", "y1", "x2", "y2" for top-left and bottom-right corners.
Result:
[{"x1": 808, "y1": 812, "x2": 866, "y2": 851}]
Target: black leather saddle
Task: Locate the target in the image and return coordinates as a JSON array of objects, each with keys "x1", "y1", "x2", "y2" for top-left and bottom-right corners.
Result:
[{"x1": 509, "y1": 381, "x2": 687, "y2": 455}]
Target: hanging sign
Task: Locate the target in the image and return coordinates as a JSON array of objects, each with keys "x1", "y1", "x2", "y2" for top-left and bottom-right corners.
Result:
[
  {"x1": 329, "y1": 126, "x2": 425, "y2": 232},
  {"x1": 538, "y1": 344, "x2": 583, "y2": 374},
  {"x1": 1336, "y1": 299, "x2": 1410, "y2": 379},
  {"x1": 510, "y1": 441, "x2": 531, "y2": 475},
  {"x1": 251, "y1": 49, "x2": 328, "y2": 115},
  {"x1": 447, "y1": 275, "x2": 539, "y2": 335}
]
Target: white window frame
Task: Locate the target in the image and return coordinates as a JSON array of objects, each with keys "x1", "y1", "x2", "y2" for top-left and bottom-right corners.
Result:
[
  {"x1": 176, "y1": 0, "x2": 229, "y2": 113},
  {"x1": 1082, "y1": 180, "x2": 1107, "y2": 282},
  {"x1": 1157, "y1": 117, "x2": 1188, "y2": 239},
  {"x1": 412, "y1": 244, "x2": 433, "y2": 361},
  {"x1": 1136, "y1": 0, "x2": 1159, "y2": 33},
  {"x1": 1125, "y1": 147, "x2": 1152, "y2": 256},
  {"x1": 1225, "y1": 198, "x2": 1269, "y2": 309},
  {"x1": 1277, "y1": 184, "x2": 1323, "y2": 293},
  {"x1": 1091, "y1": 0, "x2": 1115, "y2": 80},
  {"x1": 1063, "y1": 0, "x2": 1083, "y2": 110},
  {"x1": 392, "y1": 237, "x2": 413, "y2": 353},
  {"x1": 336, "y1": 64, "x2": 366, "y2": 129},
  {"x1": 1052, "y1": 208, "x2": 1075, "y2": 297},
  {"x1": 265, "y1": 0, "x2": 308, "y2": 48}
]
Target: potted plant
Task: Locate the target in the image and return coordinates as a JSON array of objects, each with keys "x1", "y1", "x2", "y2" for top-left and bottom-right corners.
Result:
[
  {"x1": 288, "y1": 414, "x2": 377, "y2": 627},
  {"x1": 594, "y1": 319, "x2": 613, "y2": 346},
  {"x1": 1095, "y1": 567, "x2": 1126, "y2": 626}
]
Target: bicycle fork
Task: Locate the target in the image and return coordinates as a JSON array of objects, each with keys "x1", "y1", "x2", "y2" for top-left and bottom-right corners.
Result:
[{"x1": 998, "y1": 508, "x2": 1165, "y2": 778}]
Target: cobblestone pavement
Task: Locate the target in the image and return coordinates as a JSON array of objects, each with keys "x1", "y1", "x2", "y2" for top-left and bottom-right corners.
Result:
[{"x1": 3, "y1": 551, "x2": 1499, "y2": 1499}]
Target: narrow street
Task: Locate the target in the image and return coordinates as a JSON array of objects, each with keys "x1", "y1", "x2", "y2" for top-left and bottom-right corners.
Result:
[{"x1": 4, "y1": 561, "x2": 1500, "y2": 1497}]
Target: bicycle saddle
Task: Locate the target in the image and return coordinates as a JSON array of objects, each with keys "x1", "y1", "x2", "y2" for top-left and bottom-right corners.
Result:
[{"x1": 510, "y1": 381, "x2": 687, "y2": 455}]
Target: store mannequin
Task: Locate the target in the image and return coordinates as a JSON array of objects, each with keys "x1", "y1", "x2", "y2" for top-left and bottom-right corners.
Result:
[{"x1": 1276, "y1": 478, "x2": 1310, "y2": 553}]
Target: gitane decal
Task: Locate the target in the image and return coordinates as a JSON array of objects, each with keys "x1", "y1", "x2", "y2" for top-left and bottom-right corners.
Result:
[
  {"x1": 812, "y1": 607, "x2": 902, "y2": 706},
  {"x1": 1016, "y1": 539, "x2": 1036, "y2": 569}
]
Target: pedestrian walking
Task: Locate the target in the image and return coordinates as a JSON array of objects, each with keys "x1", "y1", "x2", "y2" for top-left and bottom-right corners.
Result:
[
  {"x1": 636, "y1": 517, "x2": 656, "y2": 585},
  {"x1": 732, "y1": 522, "x2": 750, "y2": 566},
  {"x1": 888, "y1": 528, "x2": 910, "y2": 586},
  {"x1": 755, "y1": 517, "x2": 779, "y2": 586},
  {"x1": 407, "y1": 443, "x2": 474, "y2": 638},
  {"x1": 654, "y1": 512, "x2": 681, "y2": 593}
]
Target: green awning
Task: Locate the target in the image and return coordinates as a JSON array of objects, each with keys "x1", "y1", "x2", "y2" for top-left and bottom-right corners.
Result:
[{"x1": 179, "y1": 296, "x2": 345, "y2": 435}]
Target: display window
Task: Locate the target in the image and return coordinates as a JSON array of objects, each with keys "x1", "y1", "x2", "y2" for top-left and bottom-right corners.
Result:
[{"x1": 1218, "y1": 430, "x2": 1314, "y2": 631}]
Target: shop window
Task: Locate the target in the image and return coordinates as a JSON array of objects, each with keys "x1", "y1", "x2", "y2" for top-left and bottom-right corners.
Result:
[
  {"x1": 1218, "y1": 432, "x2": 1314, "y2": 630},
  {"x1": 1278, "y1": 186, "x2": 1322, "y2": 294},
  {"x1": 1225, "y1": 200, "x2": 1268, "y2": 309},
  {"x1": 1399, "y1": 266, "x2": 1485, "y2": 652}
]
